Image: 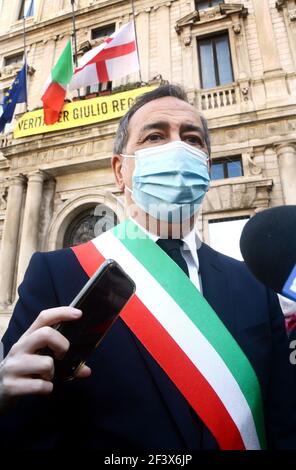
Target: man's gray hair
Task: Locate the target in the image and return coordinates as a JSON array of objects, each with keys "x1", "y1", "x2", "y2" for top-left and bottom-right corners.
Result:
[{"x1": 113, "y1": 84, "x2": 211, "y2": 155}]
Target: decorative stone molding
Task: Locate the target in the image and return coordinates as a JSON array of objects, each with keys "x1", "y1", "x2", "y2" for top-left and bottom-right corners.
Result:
[
  {"x1": 240, "y1": 86, "x2": 249, "y2": 101},
  {"x1": 220, "y1": 4, "x2": 248, "y2": 19},
  {"x1": 27, "y1": 66, "x2": 36, "y2": 76},
  {"x1": 276, "y1": 0, "x2": 296, "y2": 19},
  {"x1": 175, "y1": 11, "x2": 199, "y2": 34},
  {"x1": 1, "y1": 63, "x2": 22, "y2": 79},
  {"x1": 0, "y1": 187, "x2": 7, "y2": 211},
  {"x1": 232, "y1": 22, "x2": 241, "y2": 34},
  {"x1": 42, "y1": 34, "x2": 60, "y2": 44},
  {"x1": 47, "y1": 189, "x2": 124, "y2": 251},
  {"x1": 175, "y1": 3, "x2": 248, "y2": 33},
  {"x1": 78, "y1": 40, "x2": 92, "y2": 54},
  {"x1": 246, "y1": 153, "x2": 263, "y2": 176},
  {"x1": 183, "y1": 34, "x2": 192, "y2": 46},
  {"x1": 289, "y1": 8, "x2": 296, "y2": 20},
  {"x1": 276, "y1": 0, "x2": 287, "y2": 11},
  {"x1": 0, "y1": 64, "x2": 35, "y2": 82},
  {"x1": 203, "y1": 177, "x2": 273, "y2": 214}
]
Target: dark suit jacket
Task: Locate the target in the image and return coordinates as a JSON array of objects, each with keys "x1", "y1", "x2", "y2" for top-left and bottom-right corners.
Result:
[{"x1": 1, "y1": 243, "x2": 296, "y2": 450}]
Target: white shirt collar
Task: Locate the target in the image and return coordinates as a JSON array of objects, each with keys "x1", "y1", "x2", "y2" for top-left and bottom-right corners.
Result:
[{"x1": 129, "y1": 217, "x2": 201, "y2": 263}]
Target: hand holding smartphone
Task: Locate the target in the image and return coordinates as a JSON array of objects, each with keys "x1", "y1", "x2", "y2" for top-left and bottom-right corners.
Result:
[{"x1": 47, "y1": 259, "x2": 136, "y2": 381}]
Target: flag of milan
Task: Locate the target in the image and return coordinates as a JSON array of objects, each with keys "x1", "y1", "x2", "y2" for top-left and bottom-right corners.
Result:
[{"x1": 69, "y1": 21, "x2": 139, "y2": 90}]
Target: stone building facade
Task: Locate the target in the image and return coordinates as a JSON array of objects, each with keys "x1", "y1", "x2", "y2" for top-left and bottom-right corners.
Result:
[{"x1": 0, "y1": 0, "x2": 296, "y2": 334}]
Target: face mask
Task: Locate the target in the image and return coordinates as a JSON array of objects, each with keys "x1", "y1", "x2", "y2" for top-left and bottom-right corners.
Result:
[{"x1": 122, "y1": 141, "x2": 210, "y2": 223}]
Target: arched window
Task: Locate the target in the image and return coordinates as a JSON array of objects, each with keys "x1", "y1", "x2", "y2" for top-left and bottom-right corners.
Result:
[{"x1": 63, "y1": 205, "x2": 118, "y2": 248}]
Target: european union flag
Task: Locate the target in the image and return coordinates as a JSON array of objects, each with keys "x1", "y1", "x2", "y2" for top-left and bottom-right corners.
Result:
[{"x1": 0, "y1": 62, "x2": 27, "y2": 133}]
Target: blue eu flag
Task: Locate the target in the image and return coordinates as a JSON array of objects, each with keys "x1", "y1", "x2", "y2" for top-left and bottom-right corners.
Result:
[{"x1": 0, "y1": 63, "x2": 27, "y2": 133}]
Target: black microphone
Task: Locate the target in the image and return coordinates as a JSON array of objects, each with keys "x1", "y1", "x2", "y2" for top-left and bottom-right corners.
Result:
[{"x1": 240, "y1": 205, "x2": 296, "y2": 301}]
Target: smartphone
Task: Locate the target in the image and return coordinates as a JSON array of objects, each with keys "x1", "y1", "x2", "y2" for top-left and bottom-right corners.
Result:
[{"x1": 52, "y1": 259, "x2": 136, "y2": 381}]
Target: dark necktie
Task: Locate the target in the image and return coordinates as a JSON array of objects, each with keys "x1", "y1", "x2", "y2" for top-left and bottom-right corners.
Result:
[{"x1": 156, "y1": 238, "x2": 189, "y2": 277}]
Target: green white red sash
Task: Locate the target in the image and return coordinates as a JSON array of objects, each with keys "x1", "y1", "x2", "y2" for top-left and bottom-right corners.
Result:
[{"x1": 71, "y1": 218, "x2": 266, "y2": 450}]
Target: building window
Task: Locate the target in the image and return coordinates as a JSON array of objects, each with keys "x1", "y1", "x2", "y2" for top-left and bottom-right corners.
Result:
[
  {"x1": 63, "y1": 206, "x2": 118, "y2": 248},
  {"x1": 211, "y1": 156, "x2": 243, "y2": 180},
  {"x1": 4, "y1": 52, "x2": 24, "y2": 66},
  {"x1": 86, "y1": 81, "x2": 112, "y2": 96},
  {"x1": 91, "y1": 24, "x2": 115, "y2": 41},
  {"x1": 18, "y1": 0, "x2": 34, "y2": 20},
  {"x1": 208, "y1": 216, "x2": 249, "y2": 260},
  {"x1": 195, "y1": 0, "x2": 223, "y2": 10},
  {"x1": 198, "y1": 33, "x2": 234, "y2": 89},
  {"x1": 85, "y1": 23, "x2": 116, "y2": 96}
]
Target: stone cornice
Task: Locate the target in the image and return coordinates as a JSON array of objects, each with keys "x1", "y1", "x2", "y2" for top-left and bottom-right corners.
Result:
[
  {"x1": 175, "y1": 3, "x2": 248, "y2": 33},
  {"x1": 0, "y1": 0, "x2": 178, "y2": 46},
  {"x1": 0, "y1": 0, "x2": 127, "y2": 44}
]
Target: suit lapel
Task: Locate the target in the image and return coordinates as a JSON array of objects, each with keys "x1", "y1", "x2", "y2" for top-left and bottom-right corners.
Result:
[{"x1": 198, "y1": 243, "x2": 236, "y2": 336}]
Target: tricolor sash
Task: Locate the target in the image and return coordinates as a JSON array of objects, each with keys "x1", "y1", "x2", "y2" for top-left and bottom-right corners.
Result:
[{"x1": 71, "y1": 218, "x2": 266, "y2": 450}]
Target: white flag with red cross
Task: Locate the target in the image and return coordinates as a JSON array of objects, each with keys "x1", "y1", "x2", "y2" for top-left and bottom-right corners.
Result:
[{"x1": 69, "y1": 21, "x2": 139, "y2": 90}]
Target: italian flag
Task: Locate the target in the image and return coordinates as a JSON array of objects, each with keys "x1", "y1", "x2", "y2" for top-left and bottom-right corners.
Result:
[
  {"x1": 71, "y1": 219, "x2": 267, "y2": 450},
  {"x1": 41, "y1": 39, "x2": 73, "y2": 125}
]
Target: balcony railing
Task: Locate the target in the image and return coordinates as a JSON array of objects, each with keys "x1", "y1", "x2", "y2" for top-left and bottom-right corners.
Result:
[{"x1": 198, "y1": 84, "x2": 240, "y2": 112}]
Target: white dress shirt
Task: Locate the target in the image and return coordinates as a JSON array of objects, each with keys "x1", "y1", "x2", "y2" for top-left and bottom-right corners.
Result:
[{"x1": 130, "y1": 218, "x2": 203, "y2": 292}]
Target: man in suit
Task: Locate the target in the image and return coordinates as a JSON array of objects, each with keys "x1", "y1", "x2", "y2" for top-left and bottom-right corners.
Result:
[{"x1": 0, "y1": 84, "x2": 295, "y2": 450}]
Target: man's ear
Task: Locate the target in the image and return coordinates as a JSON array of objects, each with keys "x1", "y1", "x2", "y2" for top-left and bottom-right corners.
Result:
[{"x1": 112, "y1": 155, "x2": 125, "y2": 191}]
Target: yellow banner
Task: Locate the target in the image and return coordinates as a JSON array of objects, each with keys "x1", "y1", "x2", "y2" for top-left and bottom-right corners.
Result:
[{"x1": 14, "y1": 86, "x2": 156, "y2": 139}]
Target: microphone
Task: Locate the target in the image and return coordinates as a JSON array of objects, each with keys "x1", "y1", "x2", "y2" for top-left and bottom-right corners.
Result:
[{"x1": 240, "y1": 205, "x2": 296, "y2": 301}]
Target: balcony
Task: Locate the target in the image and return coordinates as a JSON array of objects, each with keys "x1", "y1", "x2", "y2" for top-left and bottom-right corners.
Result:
[{"x1": 197, "y1": 83, "x2": 241, "y2": 114}]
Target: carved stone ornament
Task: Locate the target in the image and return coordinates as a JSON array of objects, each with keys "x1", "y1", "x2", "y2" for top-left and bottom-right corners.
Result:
[
  {"x1": 289, "y1": 8, "x2": 296, "y2": 20},
  {"x1": 199, "y1": 7, "x2": 219, "y2": 21},
  {"x1": 175, "y1": 4, "x2": 248, "y2": 33},
  {"x1": 175, "y1": 11, "x2": 199, "y2": 34},
  {"x1": 246, "y1": 153, "x2": 263, "y2": 176},
  {"x1": 276, "y1": 0, "x2": 287, "y2": 11},
  {"x1": 27, "y1": 65, "x2": 35, "y2": 76},
  {"x1": 0, "y1": 187, "x2": 7, "y2": 211},
  {"x1": 78, "y1": 40, "x2": 92, "y2": 53},
  {"x1": 183, "y1": 34, "x2": 192, "y2": 46},
  {"x1": 232, "y1": 22, "x2": 241, "y2": 34},
  {"x1": 203, "y1": 178, "x2": 272, "y2": 214},
  {"x1": 63, "y1": 206, "x2": 118, "y2": 248},
  {"x1": 241, "y1": 86, "x2": 249, "y2": 101},
  {"x1": 220, "y1": 4, "x2": 248, "y2": 19}
]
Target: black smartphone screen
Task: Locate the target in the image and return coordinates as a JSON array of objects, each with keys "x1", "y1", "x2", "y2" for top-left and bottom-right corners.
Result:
[{"x1": 54, "y1": 259, "x2": 136, "y2": 380}]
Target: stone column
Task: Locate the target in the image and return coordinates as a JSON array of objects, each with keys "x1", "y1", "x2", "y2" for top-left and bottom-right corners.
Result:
[
  {"x1": 277, "y1": 144, "x2": 296, "y2": 204},
  {"x1": 281, "y1": 1, "x2": 296, "y2": 69},
  {"x1": 0, "y1": 175, "x2": 25, "y2": 307},
  {"x1": 156, "y1": 4, "x2": 172, "y2": 82},
  {"x1": 253, "y1": 0, "x2": 288, "y2": 102},
  {"x1": 17, "y1": 171, "x2": 45, "y2": 288},
  {"x1": 252, "y1": 0, "x2": 282, "y2": 74},
  {"x1": 136, "y1": 9, "x2": 150, "y2": 82}
]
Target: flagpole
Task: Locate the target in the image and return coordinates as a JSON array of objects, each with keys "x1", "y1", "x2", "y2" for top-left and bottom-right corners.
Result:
[
  {"x1": 131, "y1": 0, "x2": 142, "y2": 84},
  {"x1": 70, "y1": 0, "x2": 80, "y2": 97},
  {"x1": 22, "y1": 11, "x2": 28, "y2": 111}
]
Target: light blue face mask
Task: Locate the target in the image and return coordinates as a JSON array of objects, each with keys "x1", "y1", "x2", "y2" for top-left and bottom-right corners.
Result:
[{"x1": 122, "y1": 140, "x2": 210, "y2": 222}]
